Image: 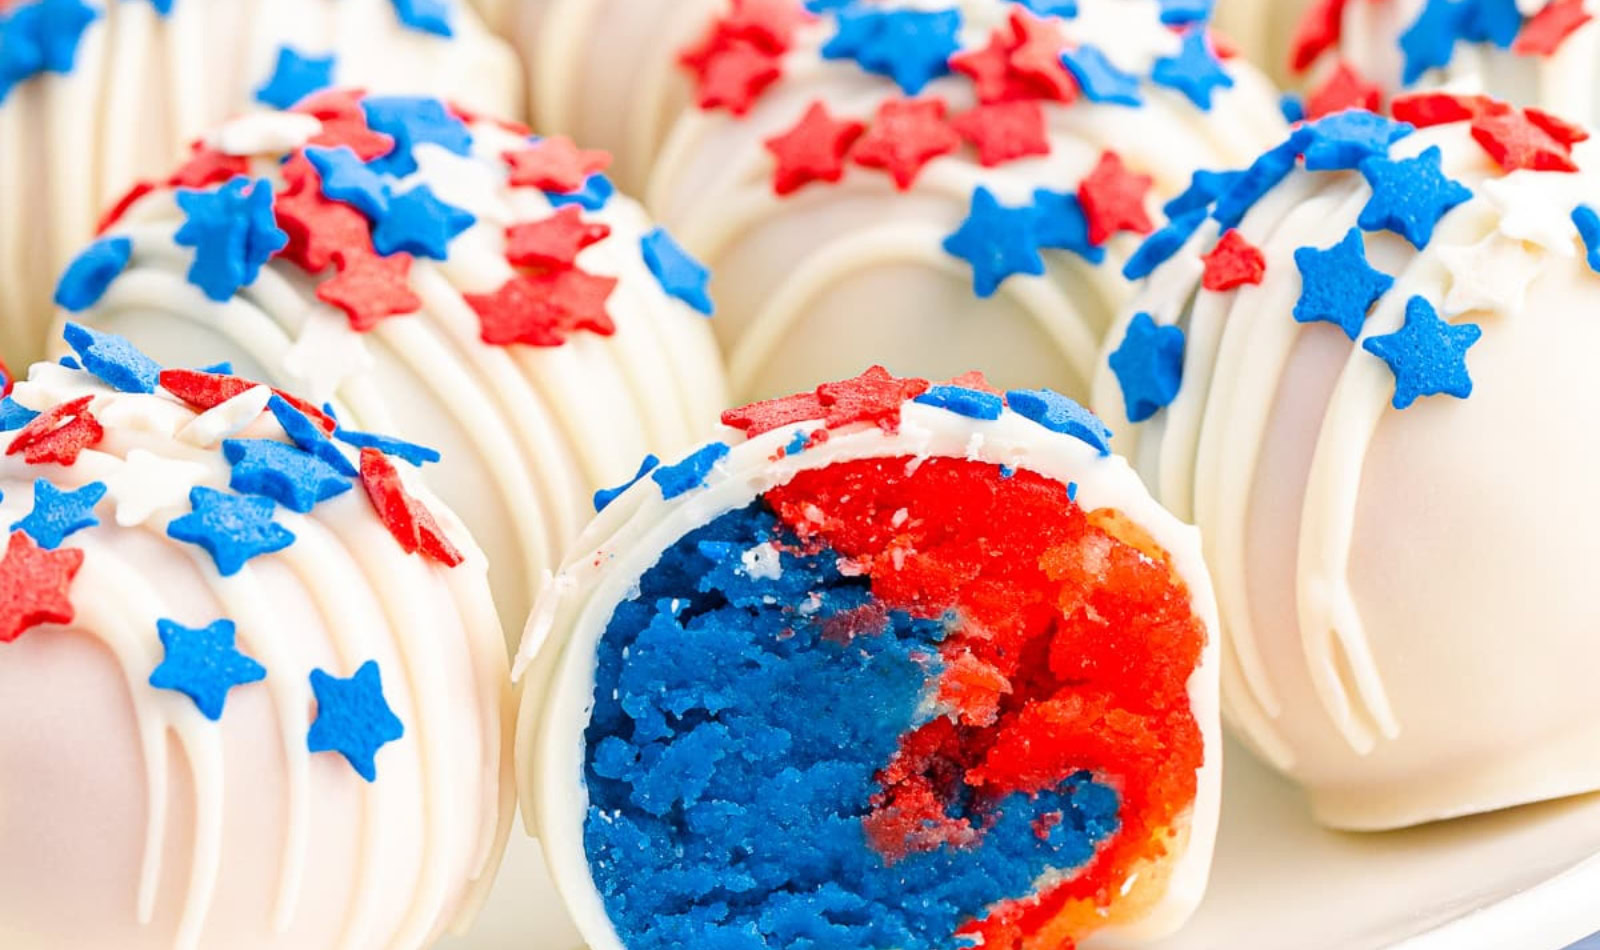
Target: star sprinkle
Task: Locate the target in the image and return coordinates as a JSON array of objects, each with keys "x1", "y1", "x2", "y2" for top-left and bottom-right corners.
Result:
[
  {"x1": 641, "y1": 228, "x2": 714, "y2": 315},
  {"x1": 914, "y1": 385, "x2": 1004, "y2": 420},
  {"x1": 304, "y1": 145, "x2": 390, "y2": 219},
  {"x1": 275, "y1": 159, "x2": 376, "y2": 275},
  {"x1": 1574, "y1": 204, "x2": 1600, "y2": 273},
  {"x1": 826, "y1": 8, "x2": 962, "y2": 95},
  {"x1": 1059, "y1": 44, "x2": 1142, "y2": 106},
  {"x1": 467, "y1": 269, "x2": 618, "y2": 347},
  {"x1": 1164, "y1": 167, "x2": 1242, "y2": 217},
  {"x1": 505, "y1": 137, "x2": 612, "y2": 193},
  {"x1": 1157, "y1": 0, "x2": 1214, "y2": 25},
  {"x1": 315, "y1": 249, "x2": 422, "y2": 331},
  {"x1": 1151, "y1": 30, "x2": 1233, "y2": 110},
  {"x1": 1078, "y1": 151, "x2": 1154, "y2": 246},
  {"x1": 1436, "y1": 234, "x2": 1541, "y2": 317},
  {"x1": 1513, "y1": 0, "x2": 1590, "y2": 55},
  {"x1": 392, "y1": 0, "x2": 453, "y2": 37},
  {"x1": 12, "y1": 479, "x2": 104, "y2": 549},
  {"x1": 267, "y1": 394, "x2": 357, "y2": 476},
  {"x1": 1390, "y1": 91, "x2": 1498, "y2": 128},
  {"x1": 7, "y1": 395, "x2": 104, "y2": 466},
  {"x1": 307, "y1": 660, "x2": 404, "y2": 781},
  {"x1": 1201, "y1": 229, "x2": 1266, "y2": 291},
  {"x1": 1293, "y1": 228, "x2": 1394, "y2": 339},
  {"x1": 298, "y1": 89, "x2": 396, "y2": 161},
  {"x1": 167, "y1": 143, "x2": 251, "y2": 190},
  {"x1": 851, "y1": 97, "x2": 960, "y2": 189},
  {"x1": 148, "y1": 618, "x2": 266, "y2": 721},
  {"x1": 333, "y1": 428, "x2": 440, "y2": 466},
  {"x1": 1001, "y1": 10, "x2": 1078, "y2": 102},
  {"x1": 721, "y1": 390, "x2": 827, "y2": 437},
  {"x1": 942, "y1": 187, "x2": 1046, "y2": 297},
  {"x1": 543, "y1": 173, "x2": 615, "y2": 211},
  {"x1": 167, "y1": 487, "x2": 295, "y2": 576},
  {"x1": 1003, "y1": 388, "x2": 1112, "y2": 454},
  {"x1": 175, "y1": 177, "x2": 289, "y2": 301},
  {"x1": 763, "y1": 102, "x2": 866, "y2": 195},
  {"x1": 950, "y1": 101, "x2": 1049, "y2": 167},
  {"x1": 1030, "y1": 189, "x2": 1105, "y2": 264},
  {"x1": 371, "y1": 185, "x2": 474, "y2": 260},
  {"x1": 1304, "y1": 61, "x2": 1382, "y2": 120},
  {"x1": 0, "y1": 399, "x2": 35, "y2": 433},
  {"x1": 1362, "y1": 296, "x2": 1482, "y2": 409},
  {"x1": 816, "y1": 365, "x2": 931, "y2": 431},
  {"x1": 1212, "y1": 128, "x2": 1313, "y2": 228},
  {"x1": 1470, "y1": 107, "x2": 1580, "y2": 172},
  {"x1": 720, "y1": 0, "x2": 814, "y2": 49},
  {"x1": 222, "y1": 439, "x2": 353, "y2": 513},
  {"x1": 1122, "y1": 208, "x2": 1206, "y2": 280},
  {"x1": 0, "y1": 530, "x2": 82, "y2": 643},
  {"x1": 55, "y1": 237, "x2": 132, "y2": 312},
  {"x1": 506, "y1": 207, "x2": 611, "y2": 270},
  {"x1": 593, "y1": 455, "x2": 660, "y2": 512},
  {"x1": 0, "y1": 0, "x2": 96, "y2": 92},
  {"x1": 61, "y1": 323, "x2": 160, "y2": 394},
  {"x1": 1357, "y1": 145, "x2": 1472, "y2": 249},
  {"x1": 651, "y1": 442, "x2": 731, "y2": 499},
  {"x1": 357, "y1": 448, "x2": 462, "y2": 565},
  {"x1": 684, "y1": 39, "x2": 783, "y2": 114},
  {"x1": 104, "y1": 449, "x2": 207, "y2": 527},
  {"x1": 254, "y1": 46, "x2": 334, "y2": 109},
  {"x1": 1398, "y1": 0, "x2": 1463, "y2": 85},
  {"x1": 1108, "y1": 312, "x2": 1185, "y2": 423},
  {"x1": 360, "y1": 96, "x2": 472, "y2": 177},
  {"x1": 1480, "y1": 171, "x2": 1580, "y2": 254},
  {"x1": 1302, "y1": 110, "x2": 1414, "y2": 172}
]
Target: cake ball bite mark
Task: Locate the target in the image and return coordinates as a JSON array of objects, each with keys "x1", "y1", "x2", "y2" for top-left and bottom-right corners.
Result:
[
  {"x1": 516, "y1": 369, "x2": 1222, "y2": 950},
  {"x1": 54, "y1": 90, "x2": 728, "y2": 640},
  {"x1": 0, "y1": 326, "x2": 510, "y2": 950},
  {"x1": 1094, "y1": 95, "x2": 1600, "y2": 829}
]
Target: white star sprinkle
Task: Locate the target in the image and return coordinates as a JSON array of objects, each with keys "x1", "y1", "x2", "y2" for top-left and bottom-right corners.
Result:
[
  {"x1": 176, "y1": 385, "x2": 272, "y2": 449},
  {"x1": 1480, "y1": 172, "x2": 1580, "y2": 256},
  {"x1": 104, "y1": 449, "x2": 209, "y2": 528},
  {"x1": 413, "y1": 142, "x2": 514, "y2": 226},
  {"x1": 1436, "y1": 233, "x2": 1543, "y2": 318},
  {"x1": 283, "y1": 308, "x2": 374, "y2": 406},
  {"x1": 11, "y1": 362, "x2": 110, "y2": 411},
  {"x1": 212, "y1": 112, "x2": 323, "y2": 157}
]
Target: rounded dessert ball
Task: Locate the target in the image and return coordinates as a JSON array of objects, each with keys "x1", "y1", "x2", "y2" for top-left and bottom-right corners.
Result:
[
  {"x1": 514, "y1": 369, "x2": 1222, "y2": 950},
  {"x1": 641, "y1": 0, "x2": 1288, "y2": 403},
  {"x1": 51, "y1": 90, "x2": 728, "y2": 641},
  {"x1": 0, "y1": 326, "x2": 511, "y2": 949},
  {"x1": 1092, "y1": 96, "x2": 1600, "y2": 830},
  {"x1": 0, "y1": 0, "x2": 523, "y2": 366}
]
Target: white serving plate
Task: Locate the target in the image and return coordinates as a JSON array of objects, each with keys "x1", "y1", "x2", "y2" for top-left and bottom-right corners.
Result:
[{"x1": 446, "y1": 739, "x2": 1600, "y2": 950}]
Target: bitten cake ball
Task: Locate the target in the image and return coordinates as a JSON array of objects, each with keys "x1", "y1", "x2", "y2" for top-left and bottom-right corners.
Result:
[
  {"x1": 0, "y1": 326, "x2": 511, "y2": 949},
  {"x1": 0, "y1": 0, "x2": 522, "y2": 365},
  {"x1": 52, "y1": 90, "x2": 728, "y2": 638},
  {"x1": 516, "y1": 369, "x2": 1222, "y2": 950},
  {"x1": 1093, "y1": 95, "x2": 1600, "y2": 830},
  {"x1": 643, "y1": 0, "x2": 1288, "y2": 403}
]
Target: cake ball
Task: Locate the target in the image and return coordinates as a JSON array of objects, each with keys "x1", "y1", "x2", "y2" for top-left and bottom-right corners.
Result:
[
  {"x1": 52, "y1": 90, "x2": 728, "y2": 639},
  {"x1": 1093, "y1": 95, "x2": 1600, "y2": 829},
  {"x1": 641, "y1": 0, "x2": 1287, "y2": 403},
  {"x1": 515, "y1": 369, "x2": 1222, "y2": 950},
  {"x1": 0, "y1": 326, "x2": 511, "y2": 948},
  {"x1": 0, "y1": 0, "x2": 522, "y2": 366}
]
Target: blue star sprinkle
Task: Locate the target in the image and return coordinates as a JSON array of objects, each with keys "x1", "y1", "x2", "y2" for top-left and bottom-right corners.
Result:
[
  {"x1": 1398, "y1": 0, "x2": 1464, "y2": 86},
  {"x1": 54, "y1": 237, "x2": 132, "y2": 312},
  {"x1": 360, "y1": 96, "x2": 472, "y2": 177},
  {"x1": 1362, "y1": 295, "x2": 1482, "y2": 409},
  {"x1": 544, "y1": 173, "x2": 615, "y2": 211},
  {"x1": 57, "y1": 356, "x2": 79, "y2": 370},
  {"x1": 304, "y1": 145, "x2": 390, "y2": 220},
  {"x1": 149, "y1": 618, "x2": 266, "y2": 721},
  {"x1": 146, "y1": 0, "x2": 175, "y2": 13},
  {"x1": 1157, "y1": 0, "x2": 1214, "y2": 24},
  {"x1": 1575, "y1": 205, "x2": 1600, "y2": 274},
  {"x1": 1004, "y1": 388, "x2": 1112, "y2": 455},
  {"x1": 222, "y1": 439, "x2": 353, "y2": 513},
  {"x1": 254, "y1": 45, "x2": 334, "y2": 110},
  {"x1": 267, "y1": 395, "x2": 358, "y2": 477},
  {"x1": 1123, "y1": 208, "x2": 1206, "y2": 280},
  {"x1": 0, "y1": 398, "x2": 39, "y2": 431},
  {"x1": 333, "y1": 428, "x2": 441, "y2": 466},
  {"x1": 1280, "y1": 93, "x2": 1307, "y2": 124},
  {"x1": 806, "y1": 0, "x2": 856, "y2": 10},
  {"x1": 641, "y1": 228, "x2": 714, "y2": 315},
  {"x1": 1457, "y1": 0, "x2": 1519, "y2": 47},
  {"x1": 1357, "y1": 145, "x2": 1471, "y2": 249},
  {"x1": 652, "y1": 443, "x2": 730, "y2": 500},
  {"x1": 1303, "y1": 110, "x2": 1414, "y2": 172},
  {"x1": 1012, "y1": 0, "x2": 1078, "y2": 14},
  {"x1": 174, "y1": 177, "x2": 288, "y2": 302},
  {"x1": 61, "y1": 323, "x2": 160, "y2": 393},
  {"x1": 10, "y1": 0, "x2": 97, "y2": 78},
  {"x1": 942, "y1": 187, "x2": 1045, "y2": 297},
  {"x1": 391, "y1": 0, "x2": 453, "y2": 37},
  {"x1": 1060, "y1": 44, "x2": 1143, "y2": 107},
  {"x1": 594, "y1": 455, "x2": 661, "y2": 512},
  {"x1": 1031, "y1": 189, "x2": 1105, "y2": 264},
  {"x1": 1108, "y1": 312, "x2": 1185, "y2": 423},
  {"x1": 1163, "y1": 168, "x2": 1242, "y2": 218},
  {"x1": 1151, "y1": 30, "x2": 1233, "y2": 110},
  {"x1": 914, "y1": 385, "x2": 1004, "y2": 420},
  {"x1": 167, "y1": 487, "x2": 296, "y2": 576},
  {"x1": 307, "y1": 660, "x2": 404, "y2": 782},
  {"x1": 822, "y1": 8, "x2": 961, "y2": 95},
  {"x1": 12, "y1": 478, "x2": 104, "y2": 549},
  {"x1": 1293, "y1": 228, "x2": 1394, "y2": 339},
  {"x1": 371, "y1": 184, "x2": 475, "y2": 260},
  {"x1": 1212, "y1": 127, "x2": 1313, "y2": 229}
]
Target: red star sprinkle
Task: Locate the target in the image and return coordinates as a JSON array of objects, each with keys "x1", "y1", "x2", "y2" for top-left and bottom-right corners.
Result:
[
  {"x1": 96, "y1": 180, "x2": 157, "y2": 235},
  {"x1": 1304, "y1": 60, "x2": 1381, "y2": 120},
  {"x1": 0, "y1": 531, "x2": 83, "y2": 643},
  {"x1": 718, "y1": 0, "x2": 813, "y2": 52},
  {"x1": 274, "y1": 154, "x2": 377, "y2": 274},
  {"x1": 852, "y1": 97, "x2": 961, "y2": 190},
  {"x1": 294, "y1": 89, "x2": 396, "y2": 161},
  {"x1": 1513, "y1": 0, "x2": 1591, "y2": 56},
  {"x1": 1289, "y1": 0, "x2": 1351, "y2": 73},
  {"x1": 158, "y1": 370, "x2": 337, "y2": 434},
  {"x1": 816, "y1": 366, "x2": 931, "y2": 432},
  {"x1": 945, "y1": 370, "x2": 1000, "y2": 394},
  {"x1": 950, "y1": 100, "x2": 1050, "y2": 167},
  {"x1": 1201, "y1": 229, "x2": 1267, "y2": 292},
  {"x1": 1389, "y1": 91, "x2": 1501, "y2": 128},
  {"x1": 1005, "y1": 11, "x2": 1077, "y2": 103},
  {"x1": 685, "y1": 39, "x2": 784, "y2": 115},
  {"x1": 1526, "y1": 107, "x2": 1590, "y2": 149},
  {"x1": 505, "y1": 206, "x2": 612, "y2": 269},
  {"x1": 764, "y1": 101, "x2": 867, "y2": 195},
  {"x1": 1471, "y1": 107, "x2": 1580, "y2": 172},
  {"x1": 448, "y1": 104, "x2": 534, "y2": 137},
  {"x1": 7, "y1": 396, "x2": 104, "y2": 466},
  {"x1": 467, "y1": 269, "x2": 618, "y2": 347},
  {"x1": 167, "y1": 141, "x2": 250, "y2": 190},
  {"x1": 504, "y1": 137, "x2": 613, "y2": 192},
  {"x1": 721, "y1": 391, "x2": 828, "y2": 437},
  {"x1": 316, "y1": 249, "x2": 422, "y2": 331},
  {"x1": 1077, "y1": 151, "x2": 1154, "y2": 246},
  {"x1": 950, "y1": 30, "x2": 1032, "y2": 104},
  {"x1": 358, "y1": 449, "x2": 463, "y2": 567}
]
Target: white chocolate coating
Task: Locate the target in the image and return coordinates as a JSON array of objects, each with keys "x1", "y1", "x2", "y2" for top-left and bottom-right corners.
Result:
[
  {"x1": 643, "y1": 0, "x2": 1288, "y2": 404},
  {"x1": 53, "y1": 102, "x2": 729, "y2": 641},
  {"x1": 1092, "y1": 117, "x2": 1600, "y2": 830},
  {"x1": 0, "y1": 0, "x2": 523, "y2": 367},
  {"x1": 0, "y1": 356, "x2": 512, "y2": 949},
  {"x1": 512, "y1": 398, "x2": 1223, "y2": 950}
]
